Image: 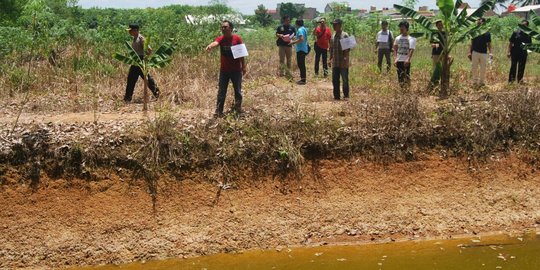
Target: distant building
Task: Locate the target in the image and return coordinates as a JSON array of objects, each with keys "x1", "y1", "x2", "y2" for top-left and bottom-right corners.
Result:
[
  {"x1": 457, "y1": 2, "x2": 498, "y2": 17},
  {"x1": 510, "y1": 4, "x2": 540, "y2": 19}
]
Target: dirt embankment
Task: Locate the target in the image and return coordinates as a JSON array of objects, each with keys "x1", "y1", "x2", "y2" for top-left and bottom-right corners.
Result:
[{"x1": 1, "y1": 155, "x2": 539, "y2": 269}]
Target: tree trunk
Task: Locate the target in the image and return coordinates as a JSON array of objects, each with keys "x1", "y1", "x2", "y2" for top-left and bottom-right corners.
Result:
[
  {"x1": 143, "y1": 75, "x2": 149, "y2": 112},
  {"x1": 440, "y1": 53, "x2": 450, "y2": 99}
]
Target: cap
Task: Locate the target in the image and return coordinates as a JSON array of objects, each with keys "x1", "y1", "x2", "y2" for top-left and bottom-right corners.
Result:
[
  {"x1": 332, "y1": 18, "x2": 343, "y2": 25},
  {"x1": 434, "y1": 19, "x2": 443, "y2": 24},
  {"x1": 127, "y1": 24, "x2": 139, "y2": 31}
]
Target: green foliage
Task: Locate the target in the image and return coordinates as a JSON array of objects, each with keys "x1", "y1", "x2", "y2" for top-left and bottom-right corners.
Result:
[
  {"x1": 519, "y1": 10, "x2": 540, "y2": 53},
  {"x1": 279, "y1": 2, "x2": 305, "y2": 19},
  {"x1": 394, "y1": 0, "x2": 495, "y2": 96},
  {"x1": 254, "y1": 4, "x2": 273, "y2": 27}
]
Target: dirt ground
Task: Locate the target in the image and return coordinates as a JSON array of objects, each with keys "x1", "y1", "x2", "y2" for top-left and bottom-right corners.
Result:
[{"x1": 1, "y1": 155, "x2": 539, "y2": 270}]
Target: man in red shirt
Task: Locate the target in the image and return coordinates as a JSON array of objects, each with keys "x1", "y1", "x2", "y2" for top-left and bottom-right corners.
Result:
[
  {"x1": 206, "y1": 20, "x2": 247, "y2": 117},
  {"x1": 313, "y1": 18, "x2": 332, "y2": 77}
]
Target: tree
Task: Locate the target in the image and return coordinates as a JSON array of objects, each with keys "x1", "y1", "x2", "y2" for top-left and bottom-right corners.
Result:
[
  {"x1": 519, "y1": 10, "x2": 540, "y2": 52},
  {"x1": 113, "y1": 39, "x2": 176, "y2": 112},
  {"x1": 328, "y1": 2, "x2": 350, "y2": 19},
  {"x1": 402, "y1": 0, "x2": 419, "y2": 9},
  {"x1": 394, "y1": 0, "x2": 495, "y2": 98},
  {"x1": 279, "y1": 2, "x2": 305, "y2": 19},
  {"x1": 254, "y1": 4, "x2": 273, "y2": 26}
]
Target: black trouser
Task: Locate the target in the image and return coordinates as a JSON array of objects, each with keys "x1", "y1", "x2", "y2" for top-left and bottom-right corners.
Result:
[
  {"x1": 296, "y1": 51, "x2": 307, "y2": 82},
  {"x1": 124, "y1": 65, "x2": 159, "y2": 102},
  {"x1": 509, "y1": 52, "x2": 528, "y2": 83},
  {"x1": 396, "y1": 62, "x2": 411, "y2": 89},
  {"x1": 377, "y1": 48, "x2": 392, "y2": 72},
  {"x1": 314, "y1": 44, "x2": 328, "y2": 76},
  {"x1": 332, "y1": 67, "x2": 349, "y2": 99},
  {"x1": 216, "y1": 71, "x2": 242, "y2": 115}
]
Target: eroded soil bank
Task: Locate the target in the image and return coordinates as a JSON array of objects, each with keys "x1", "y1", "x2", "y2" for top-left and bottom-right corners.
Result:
[{"x1": 1, "y1": 155, "x2": 540, "y2": 269}]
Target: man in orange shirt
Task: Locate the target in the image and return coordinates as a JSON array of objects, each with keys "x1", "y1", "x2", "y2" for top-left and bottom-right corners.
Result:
[{"x1": 313, "y1": 18, "x2": 332, "y2": 77}]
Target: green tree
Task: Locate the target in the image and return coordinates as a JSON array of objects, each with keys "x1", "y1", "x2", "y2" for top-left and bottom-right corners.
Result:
[
  {"x1": 113, "y1": 39, "x2": 176, "y2": 112},
  {"x1": 402, "y1": 0, "x2": 419, "y2": 8},
  {"x1": 254, "y1": 4, "x2": 273, "y2": 26},
  {"x1": 394, "y1": 0, "x2": 495, "y2": 98},
  {"x1": 279, "y1": 2, "x2": 305, "y2": 19},
  {"x1": 328, "y1": 2, "x2": 350, "y2": 19}
]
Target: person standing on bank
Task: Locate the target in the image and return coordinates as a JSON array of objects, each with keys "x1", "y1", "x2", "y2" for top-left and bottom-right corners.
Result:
[
  {"x1": 468, "y1": 18, "x2": 492, "y2": 87},
  {"x1": 508, "y1": 19, "x2": 532, "y2": 84},
  {"x1": 393, "y1": 21, "x2": 416, "y2": 90},
  {"x1": 124, "y1": 24, "x2": 160, "y2": 103},
  {"x1": 276, "y1": 15, "x2": 296, "y2": 78},
  {"x1": 429, "y1": 19, "x2": 447, "y2": 88},
  {"x1": 206, "y1": 20, "x2": 247, "y2": 117},
  {"x1": 313, "y1": 17, "x2": 332, "y2": 77},
  {"x1": 329, "y1": 19, "x2": 350, "y2": 100},
  {"x1": 375, "y1": 20, "x2": 394, "y2": 73},
  {"x1": 289, "y1": 19, "x2": 308, "y2": 85}
]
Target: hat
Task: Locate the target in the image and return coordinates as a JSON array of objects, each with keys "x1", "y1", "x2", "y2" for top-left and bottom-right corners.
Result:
[
  {"x1": 127, "y1": 24, "x2": 139, "y2": 31},
  {"x1": 434, "y1": 19, "x2": 443, "y2": 24},
  {"x1": 332, "y1": 18, "x2": 343, "y2": 25}
]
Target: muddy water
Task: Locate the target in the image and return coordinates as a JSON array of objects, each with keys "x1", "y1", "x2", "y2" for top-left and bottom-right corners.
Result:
[{"x1": 79, "y1": 233, "x2": 540, "y2": 270}]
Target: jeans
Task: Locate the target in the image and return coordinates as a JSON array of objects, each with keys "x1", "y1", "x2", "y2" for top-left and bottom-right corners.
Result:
[
  {"x1": 296, "y1": 51, "x2": 307, "y2": 82},
  {"x1": 377, "y1": 48, "x2": 392, "y2": 72},
  {"x1": 216, "y1": 71, "x2": 242, "y2": 115},
  {"x1": 332, "y1": 68, "x2": 349, "y2": 99},
  {"x1": 314, "y1": 44, "x2": 328, "y2": 76},
  {"x1": 124, "y1": 65, "x2": 159, "y2": 102},
  {"x1": 396, "y1": 62, "x2": 411, "y2": 90},
  {"x1": 509, "y1": 52, "x2": 527, "y2": 83},
  {"x1": 278, "y1": 46, "x2": 293, "y2": 77}
]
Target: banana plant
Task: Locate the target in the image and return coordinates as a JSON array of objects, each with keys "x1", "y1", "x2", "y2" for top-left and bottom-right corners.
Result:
[
  {"x1": 518, "y1": 10, "x2": 540, "y2": 53},
  {"x1": 113, "y1": 38, "x2": 176, "y2": 111},
  {"x1": 394, "y1": 0, "x2": 495, "y2": 98}
]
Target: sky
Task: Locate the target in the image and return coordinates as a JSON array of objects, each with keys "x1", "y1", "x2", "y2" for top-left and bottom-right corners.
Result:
[{"x1": 78, "y1": 0, "x2": 484, "y2": 14}]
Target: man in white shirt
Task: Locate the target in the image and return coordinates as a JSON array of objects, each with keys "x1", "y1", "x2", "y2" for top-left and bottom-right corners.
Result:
[
  {"x1": 393, "y1": 21, "x2": 416, "y2": 90},
  {"x1": 375, "y1": 20, "x2": 394, "y2": 73}
]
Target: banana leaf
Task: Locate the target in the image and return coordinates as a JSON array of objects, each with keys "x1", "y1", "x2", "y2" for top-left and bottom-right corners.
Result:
[
  {"x1": 466, "y1": 0, "x2": 495, "y2": 23},
  {"x1": 524, "y1": 43, "x2": 540, "y2": 53},
  {"x1": 529, "y1": 10, "x2": 540, "y2": 27},
  {"x1": 394, "y1": 4, "x2": 434, "y2": 31},
  {"x1": 437, "y1": 0, "x2": 454, "y2": 19}
]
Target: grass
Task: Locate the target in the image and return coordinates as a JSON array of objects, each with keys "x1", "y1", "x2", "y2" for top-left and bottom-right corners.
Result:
[{"x1": 1, "y1": 30, "x2": 540, "y2": 196}]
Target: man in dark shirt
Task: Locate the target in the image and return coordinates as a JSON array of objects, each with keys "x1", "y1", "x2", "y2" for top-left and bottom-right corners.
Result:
[
  {"x1": 430, "y1": 20, "x2": 447, "y2": 88},
  {"x1": 508, "y1": 20, "x2": 532, "y2": 83},
  {"x1": 275, "y1": 15, "x2": 296, "y2": 78},
  {"x1": 468, "y1": 18, "x2": 492, "y2": 87},
  {"x1": 431, "y1": 20, "x2": 445, "y2": 69},
  {"x1": 123, "y1": 24, "x2": 160, "y2": 102}
]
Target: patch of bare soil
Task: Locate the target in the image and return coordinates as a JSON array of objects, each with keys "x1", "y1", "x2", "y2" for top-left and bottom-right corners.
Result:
[{"x1": 1, "y1": 155, "x2": 539, "y2": 269}]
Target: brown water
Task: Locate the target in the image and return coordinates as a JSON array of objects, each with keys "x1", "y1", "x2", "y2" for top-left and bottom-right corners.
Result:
[{"x1": 78, "y1": 233, "x2": 540, "y2": 270}]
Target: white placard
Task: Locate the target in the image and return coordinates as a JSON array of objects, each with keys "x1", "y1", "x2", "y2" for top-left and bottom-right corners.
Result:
[
  {"x1": 377, "y1": 33, "x2": 389, "y2": 43},
  {"x1": 340, "y1": 36, "x2": 357, "y2": 50},
  {"x1": 231, "y1": 44, "x2": 248, "y2": 59}
]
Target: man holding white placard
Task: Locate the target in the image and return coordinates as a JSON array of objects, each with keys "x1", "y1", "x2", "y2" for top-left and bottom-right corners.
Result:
[
  {"x1": 276, "y1": 15, "x2": 296, "y2": 78},
  {"x1": 329, "y1": 19, "x2": 351, "y2": 100},
  {"x1": 206, "y1": 20, "x2": 247, "y2": 117},
  {"x1": 375, "y1": 20, "x2": 394, "y2": 73}
]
